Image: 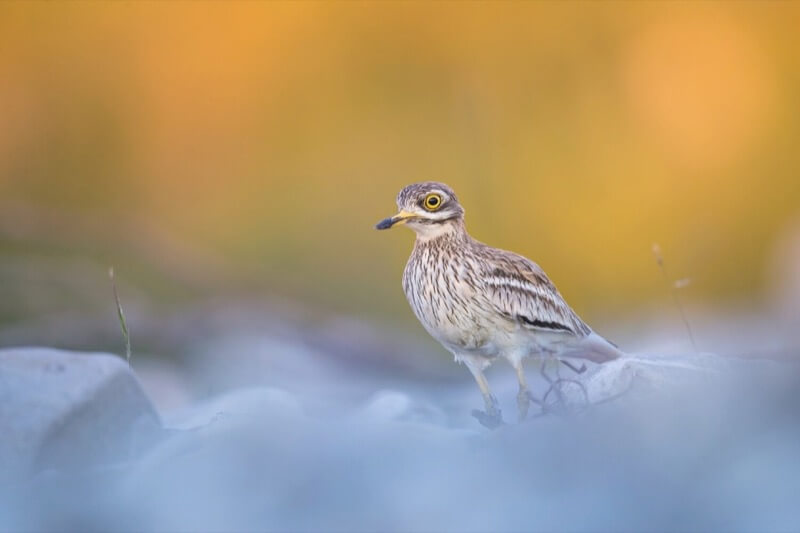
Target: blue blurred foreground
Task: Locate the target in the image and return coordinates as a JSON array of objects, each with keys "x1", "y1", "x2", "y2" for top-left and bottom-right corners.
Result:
[{"x1": 1, "y1": 342, "x2": 799, "y2": 532}]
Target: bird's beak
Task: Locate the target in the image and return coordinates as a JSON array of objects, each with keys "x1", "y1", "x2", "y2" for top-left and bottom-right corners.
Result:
[{"x1": 375, "y1": 210, "x2": 416, "y2": 230}]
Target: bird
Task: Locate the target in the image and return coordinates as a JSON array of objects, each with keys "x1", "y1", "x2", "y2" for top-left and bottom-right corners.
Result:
[{"x1": 375, "y1": 181, "x2": 623, "y2": 427}]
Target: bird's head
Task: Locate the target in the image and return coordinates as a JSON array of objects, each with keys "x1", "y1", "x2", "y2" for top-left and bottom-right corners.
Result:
[{"x1": 375, "y1": 182, "x2": 465, "y2": 239}]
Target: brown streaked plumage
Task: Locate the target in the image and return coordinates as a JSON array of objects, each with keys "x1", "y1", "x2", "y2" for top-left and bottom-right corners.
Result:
[{"x1": 376, "y1": 182, "x2": 622, "y2": 427}]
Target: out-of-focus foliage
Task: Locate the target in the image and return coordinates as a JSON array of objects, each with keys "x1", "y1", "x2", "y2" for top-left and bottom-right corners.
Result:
[{"x1": 1, "y1": 2, "x2": 798, "y2": 326}]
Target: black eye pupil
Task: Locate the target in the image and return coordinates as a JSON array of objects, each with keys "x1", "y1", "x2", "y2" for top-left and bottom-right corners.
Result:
[{"x1": 428, "y1": 197, "x2": 439, "y2": 206}]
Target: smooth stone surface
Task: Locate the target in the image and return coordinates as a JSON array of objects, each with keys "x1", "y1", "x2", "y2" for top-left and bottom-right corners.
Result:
[
  {"x1": 2, "y1": 346, "x2": 798, "y2": 532},
  {"x1": 0, "y1": 347, "x2": 161, "y2": 482},
  {"x1": 580, "y1": 351, "x2": 730, "y2": 402}
]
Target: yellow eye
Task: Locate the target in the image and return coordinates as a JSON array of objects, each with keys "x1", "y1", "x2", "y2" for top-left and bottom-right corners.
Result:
[{"x1": 423, "y1": 193, "x2": 443, "y2": 211}]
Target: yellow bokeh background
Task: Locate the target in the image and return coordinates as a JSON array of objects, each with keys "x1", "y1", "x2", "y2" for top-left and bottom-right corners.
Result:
[{"x1": 1, "y1": 2, "x2": 798, "y2": 330}]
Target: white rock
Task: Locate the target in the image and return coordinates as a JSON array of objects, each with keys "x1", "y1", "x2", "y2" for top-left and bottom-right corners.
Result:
[
  {"x1": 0, "y1": 347, "x2": 161, "y2": 481},
  {"x1": 538, "y1": 351, "x2": 734, "y2": 411},
  {"x1": 357, "y1": 389, "x2": 448, "y2": 425}
]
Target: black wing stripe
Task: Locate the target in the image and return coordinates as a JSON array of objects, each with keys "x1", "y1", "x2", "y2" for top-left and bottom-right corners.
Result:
[{"x1": 517, "y1": 315, "x2": 574, "y2": 333}]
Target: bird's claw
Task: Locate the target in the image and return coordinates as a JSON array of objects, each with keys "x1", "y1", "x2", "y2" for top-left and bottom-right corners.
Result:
[
  {"x1": 526, "y1": 390, "x2": 544, "y2": 405},
  {"x1": 471, "y1": 408, "x2": 504, "y2": 429},
  {"x1": 473, "y1": 395, "x2": 504, "y2": 429},
  {"x1": 518, "y1": 390, "x2": 549, "y2": 419}
]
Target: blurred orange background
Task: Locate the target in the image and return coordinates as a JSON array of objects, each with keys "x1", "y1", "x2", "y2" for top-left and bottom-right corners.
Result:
[{"x1": 1, "y1": 2, "x2": 798, "y2": 343}]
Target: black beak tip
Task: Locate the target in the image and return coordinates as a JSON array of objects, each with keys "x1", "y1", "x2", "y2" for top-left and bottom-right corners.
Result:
[{"x1": 375, "y1": 217, "x2": 394, "y2": 230}]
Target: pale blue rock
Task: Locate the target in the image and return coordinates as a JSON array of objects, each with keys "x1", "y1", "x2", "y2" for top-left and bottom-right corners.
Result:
[
  {"x1": 0, "y1": 347, "x2": 161, "y2": 482},
  {"x1": 1, "y1": 345, "x2": 798, "y2": 532}
]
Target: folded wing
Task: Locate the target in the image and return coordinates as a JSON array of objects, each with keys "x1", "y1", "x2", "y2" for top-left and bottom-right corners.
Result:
[{"x1": 479, "y1": 248, "x2": 591, "y2": 337}]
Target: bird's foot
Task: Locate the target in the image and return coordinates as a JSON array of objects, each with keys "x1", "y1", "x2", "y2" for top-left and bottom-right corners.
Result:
[
  {"x1": 472, "y1": 396, "x2": 504, "y2": 429},
  {"x1": 523, "y1": 390, "x2": 550, "y2": 417},
  {"x1": 471, "y1": 409, "x2": 504, "y2": 429}
]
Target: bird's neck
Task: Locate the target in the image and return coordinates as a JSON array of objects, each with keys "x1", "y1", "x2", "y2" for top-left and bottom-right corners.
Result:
[{"x1": 412, "y1": 218, "x2": 470, "y2": 246}]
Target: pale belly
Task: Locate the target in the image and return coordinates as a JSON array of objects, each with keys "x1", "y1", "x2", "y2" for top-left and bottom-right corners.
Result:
[{"x1": 403, "y1": 259, "x2": 521, "y2": 358}]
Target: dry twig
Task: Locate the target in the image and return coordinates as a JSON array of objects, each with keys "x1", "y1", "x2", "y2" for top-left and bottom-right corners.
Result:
[{"x1": 108, "y1": 267, "x2": 131, "y2": 365}]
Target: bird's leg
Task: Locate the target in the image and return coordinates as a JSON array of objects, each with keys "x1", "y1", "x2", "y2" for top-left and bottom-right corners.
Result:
[
  {"x1": 464, "y1": 360, "x2": 503, "y2": 429},
  {"x1": 512, "y1": 360, "x2": 538, "y2": 421}
]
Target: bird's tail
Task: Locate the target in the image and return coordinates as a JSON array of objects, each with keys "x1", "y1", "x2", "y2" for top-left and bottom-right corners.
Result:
[{"x1": 563, "y1": 331, "x2": 625, "y2": 363}]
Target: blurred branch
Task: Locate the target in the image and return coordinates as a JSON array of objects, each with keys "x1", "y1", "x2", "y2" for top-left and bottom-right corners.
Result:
[{"x1": 652, "y1": 243, "x2": 697, "y2": 351}]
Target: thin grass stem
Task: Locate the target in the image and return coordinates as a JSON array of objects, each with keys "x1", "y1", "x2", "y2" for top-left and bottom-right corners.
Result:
[
  {"x1": 108, "y1": 267, "x2": 132, "y2": 365},
  {"x1": 652, "y1": 244, "x2": 697, "y2": 351}
]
